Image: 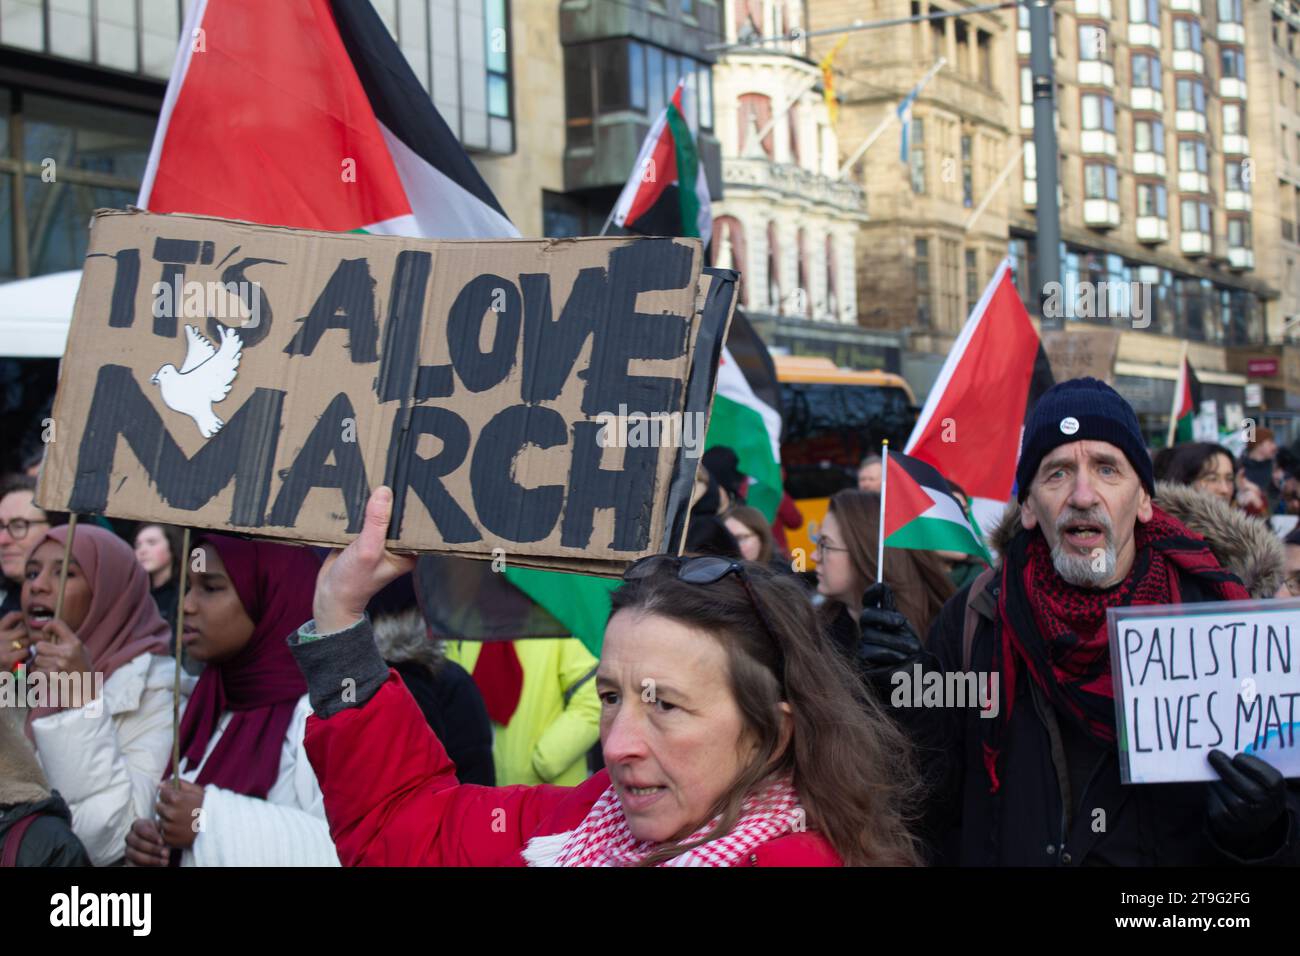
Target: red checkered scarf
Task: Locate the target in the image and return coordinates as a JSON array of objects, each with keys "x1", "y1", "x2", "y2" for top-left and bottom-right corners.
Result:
[
  {"x1": 551, "y1": 775, "x2": 802, "y2": 867},
  {"x1": 981, "y1": 505, "x2": 1249, "y2": 793}
]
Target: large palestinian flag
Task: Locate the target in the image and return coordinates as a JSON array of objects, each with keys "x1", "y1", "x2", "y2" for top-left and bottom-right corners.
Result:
[
  {"x1": 1169, "y1": 352, "x2": 1202, "y2": 445},
  {"x1": 883, "y1": 450, "x2": 990, "y2": 563},
  {"x1": 905, "y1": 258, "x2": 1054, "y2": 535},
  {"x1": 610, "y1": 80, "x2": 712, "y2": 241},
  {"x1": 140, "y1": 0, "x2": 517, "y2": 239}
]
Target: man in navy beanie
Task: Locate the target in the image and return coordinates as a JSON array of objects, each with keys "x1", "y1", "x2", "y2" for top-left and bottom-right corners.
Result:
[{"x1": 857, "y1": 377, "x2": 1298, "y2": 866}]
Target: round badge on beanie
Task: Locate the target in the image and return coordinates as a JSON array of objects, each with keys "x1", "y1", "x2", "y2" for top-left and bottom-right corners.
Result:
[{"x1": 1015, "y1": 377, "x2": 1154, "y2": 502}]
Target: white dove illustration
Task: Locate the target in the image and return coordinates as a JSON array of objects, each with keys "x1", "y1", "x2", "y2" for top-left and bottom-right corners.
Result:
[{"x1": 150, "y1": 324, "x2": 243, "y2": 439}]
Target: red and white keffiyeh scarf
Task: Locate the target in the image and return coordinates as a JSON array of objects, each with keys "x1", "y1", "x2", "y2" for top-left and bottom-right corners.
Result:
[{"x1": 548, "y1": 775, "x2": 802, "y2": 867}]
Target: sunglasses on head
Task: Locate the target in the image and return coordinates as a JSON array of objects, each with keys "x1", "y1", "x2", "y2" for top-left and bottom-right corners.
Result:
[{"x1": 623, "y1": 555, "x2": 785, "y2": 681}]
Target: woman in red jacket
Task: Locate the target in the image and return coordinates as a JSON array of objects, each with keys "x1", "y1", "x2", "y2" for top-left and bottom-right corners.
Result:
[{"x1": 289, "y1": 488, "x2": 920, "y2": 867}]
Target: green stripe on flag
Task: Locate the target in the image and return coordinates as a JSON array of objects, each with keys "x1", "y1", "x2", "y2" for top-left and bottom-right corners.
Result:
[
  {"x1": 886, "y1": 516, "x2": 991, "y2": 563},
  {"x1": 706, "y1": 394, "x2": 782, "y2": 521},
  {"x1": 666, "y1": 103, "x2": 700, "y2": 239},
  {"x1": 502, "y1": 566, "x2": 619, "y2": 658}
]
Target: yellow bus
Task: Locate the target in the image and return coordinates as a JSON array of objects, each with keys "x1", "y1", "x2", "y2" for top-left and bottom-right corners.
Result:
[{"x1": 774, "y1": 356, "x2": 917, "y2": 564}]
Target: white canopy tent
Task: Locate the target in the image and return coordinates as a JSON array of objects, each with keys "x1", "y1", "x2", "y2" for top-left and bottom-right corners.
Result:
[{"x1": 0, "y1": 270, "x2": 81, "y2": 358}]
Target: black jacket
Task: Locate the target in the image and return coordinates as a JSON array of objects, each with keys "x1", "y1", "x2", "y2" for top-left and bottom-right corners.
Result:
[
  {"x1": 391, "y1": 659, "x2": 495, "y2": 787},
  {"x1": 910, "y1": 492, "x2": 1300, "y2": 866},
  {"x1": 0, "y1": 794, "x2": 90, "y2": 867}
]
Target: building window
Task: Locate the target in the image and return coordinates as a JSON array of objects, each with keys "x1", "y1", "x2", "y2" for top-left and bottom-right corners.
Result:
[
  {"x1": 1218, "y1": 0, "x2": 1243, "y2": 22},
  {"x1": 1137, "y1": 182, "x2": 1168, "y2": 217},
  {"x1": 942, "y1": 238, "x2": 961, "y2": 328},
  {"x1": 1134, "y1": 118, "x2": 1164, "y2": 153},
  {"x1": 1181, "y1": 199, "x2": 1211, "y2": 233},
  {"x1": 1173, "y1": 18, "x2": 1203, "y2": 52},
  {"x1": 1023, "y1": 139, "x2": 1037, "y2": 180},
  {"x1": 1079, "y1": 24, "x2": 1109, "y2": 61},
  {"x1": 796, "y1": 227, "x2": 810, "y2": 316},
  {"x1": 962, "y1": 134, "x2": 974, "y2": 207},
  {"x1": 767, "y1": 221, "x2": 781, "y2": 312},
  {"x1": 1131, "y1": 54, "x2": 1162, "y2": 91},
  {"x1": 825, "y1": 234, "x2": 839, "y2": 319},
  {"x1": 978, "y1": 30, "x2": 993, "y2": 86},
  {"x1": 565, "y1": 45, "x2": 594, "y2": 146},
  {"x1": 681, "y1": 0, "x2": 698, "y2": 18},
  {"x1": 711, "y1": 216, "x2": 748, "y2": 306},
  {"x1": 915, "y1": 237, "x2": 932, "y2": 326},
  {"x1": 2, "y1": 92, "x2": 155, "y2": 279},
  {"x1": 1178, "y1": 139, "x2": 1208, "y2": 172},
  {"x1": 485, "y1": 0, "x2": 510, "y2": 119},
  {"x1": 1020, "y1": 66, "x2": 1033, "y2": 107},
  {"x1": 1226, "y1": 160, "x2": 1250, "y2": 192},
  {"x1": 965, "y1": 248, "x2": 979, "y2": 315},
  {"x1": 1084, "y1": 162, "x2": 1118, "y2": 200},
  {"x1": 739, "y1": 93, "x2": 774, "y2": 157},
  {"x1": 1176, "y1": 78, "x2": 1206, "y2": 113},
  {"x1": 1129, "y1": 0, "x2": 1159, "y2": 24},
  {"x1": 1081, "y1": 94, "x2": 1116, "y2": 131},
  {"x1": 1223, "y1": 103, "x2": 1245, "y2": 135},
  {"x1": 1221, "y1": 48, "x2": 1246, "y2": 81},
  {"x1": 1228, "y1": 217, "x2": 1252, "y2": 248},
  {"x1": 910, "y1": 118, "x2": 926, "y2": 194}
]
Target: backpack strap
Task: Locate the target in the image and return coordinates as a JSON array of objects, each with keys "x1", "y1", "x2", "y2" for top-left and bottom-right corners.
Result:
[
  {"x1": 961, "y1": 567, "x2": 999, "y2": 672},
  {"x1": 1, "y1": 813, "x2": 42, "y2": 868}
]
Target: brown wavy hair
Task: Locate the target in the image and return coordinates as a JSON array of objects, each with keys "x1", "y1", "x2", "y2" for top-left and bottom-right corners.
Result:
[
  {"x1": 721, "y1": 505, "x2": 776, "y2": 563},
  {"x1": 608, "y1": 560, "x2": 922, "y2": 866},
  {"x1": 826, "y1": 489, "x2": 955, "y2": 638}
]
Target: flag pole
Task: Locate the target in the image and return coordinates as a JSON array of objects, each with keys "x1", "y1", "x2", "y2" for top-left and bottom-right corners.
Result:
[
  {"x1": 1167, "y1": 341, "x2": 1189, "y2": 448},
  {"x1": 876, "y1": 440, "x2": 890, "y2": 584},
  {"x1": 52, "y1": 513, "x2": 78, "y2": 626},
  {"x1": 171, "y1": 526, "x2": 191, "y2": 791},
  {"x1": 751, "y1": 73, "x2": 822, "y2": 148},
  {"x1": 837, "y1": 57, "x2": 945, "y2": 180},
  {"x1": 963, "y1": 146, "x2": 1025, "y2": 232}
]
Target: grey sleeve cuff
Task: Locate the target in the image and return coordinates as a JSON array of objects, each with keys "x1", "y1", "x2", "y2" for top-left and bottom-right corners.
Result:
[{"x1": 288, "y1": 616, "x2": 390, "y2": 718}]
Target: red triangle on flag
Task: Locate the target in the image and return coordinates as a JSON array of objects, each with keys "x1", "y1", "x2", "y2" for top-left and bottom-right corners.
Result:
[
  {"x1": 144, "y1": 0, "x2": 411, "y2": 231},
  {"x1": 884, "y1": 454, "x2": 935, "y2": 539},
  {"x1": 905, "y1": 262, "x2": 1043, "y2": 502}
]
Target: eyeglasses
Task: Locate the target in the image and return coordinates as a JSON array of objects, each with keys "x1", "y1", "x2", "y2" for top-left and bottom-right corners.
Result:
[
  {"x1": 623, "y1": 555, "x2": 785, "y2": 680},
  {"x1": 0, "y1": 518, "x2": 48, "y2": 540},
  {"x1": 809, "y1": 533, "x2": 847, "y2": 554},
  {"x1": 1284, "y1": 572, "x2": 1300, "y2": 595}
]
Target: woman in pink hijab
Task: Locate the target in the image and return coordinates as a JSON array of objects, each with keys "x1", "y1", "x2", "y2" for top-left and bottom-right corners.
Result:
[{"x1": 21, "y1": 524, "x2": 179, "y2": 866}]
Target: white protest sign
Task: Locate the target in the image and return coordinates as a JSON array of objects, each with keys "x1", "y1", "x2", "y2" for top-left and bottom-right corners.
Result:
[{"x1": 1107, "y1": 598, "x2": 1300, "y2": 785}]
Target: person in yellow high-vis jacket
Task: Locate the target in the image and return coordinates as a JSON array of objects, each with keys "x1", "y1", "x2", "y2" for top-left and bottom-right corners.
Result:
[{"x1": 445, "y1": 637, "x2": 600, "y2": 787}]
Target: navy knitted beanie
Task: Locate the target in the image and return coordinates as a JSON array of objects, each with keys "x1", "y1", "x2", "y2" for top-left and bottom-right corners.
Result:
[{"x1": 1015, "y1": 377, "x2": 1154, "y2": 502}]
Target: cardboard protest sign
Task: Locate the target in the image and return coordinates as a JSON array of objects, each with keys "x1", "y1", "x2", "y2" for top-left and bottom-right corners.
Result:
[
  {"x1": 36, "y1": 209, "x2": 732, "y2": 575},
  {"x1": 1042, "y1": 329, "x2": 1120, "y2": 385},
  {"x1": 1108, "y1": 598, "x2": 1300, "y2": 784}
]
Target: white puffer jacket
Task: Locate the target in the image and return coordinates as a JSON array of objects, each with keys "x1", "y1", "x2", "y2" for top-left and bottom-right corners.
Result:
[
  {"x1": 175, "y1": 694, "x2": 338, "y2": 867},
  {"x1": 30, "y1": 653, "x2": 182, "y2": 866}
]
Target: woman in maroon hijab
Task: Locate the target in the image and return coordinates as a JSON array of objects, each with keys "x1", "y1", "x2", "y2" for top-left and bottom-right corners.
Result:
[{"x1": 124, "y1": 535, "x2": 338, "y2": 867}]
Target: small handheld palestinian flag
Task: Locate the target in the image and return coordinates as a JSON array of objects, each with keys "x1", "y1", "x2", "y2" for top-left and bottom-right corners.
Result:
[
  {"x1": 605, "y1": 78, "x2": 711, "y2": 240},
  {"x1": 878, "y1": 444, "x2": 992, "y2": 580},
  {"x1": 1168, "y1": 343, "x2": 1201, "y2": 446}
]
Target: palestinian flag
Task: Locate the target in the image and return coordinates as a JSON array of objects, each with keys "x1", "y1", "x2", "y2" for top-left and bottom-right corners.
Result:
[
  {"x1": 706, "y1": 310, "x2": 783, "y2": 520},
  {"x1": 883, "y1": 450, "x2": 991, "y2": 562},
  {"x1": 1169, "y1": 352, "x2": 1202, "y2": 445},
  {"x1": 139, "y1": 0, "x2": 517, "y2": 239},
  {"x1": 610, "y1": 79, "x2": 712, "y2": 241},
  {"x1": 904, "y1": 258, "x2": 1054, "y2": 537}
]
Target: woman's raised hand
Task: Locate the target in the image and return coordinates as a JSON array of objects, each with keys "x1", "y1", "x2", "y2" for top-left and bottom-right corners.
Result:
[{"x1": 312, "y1": 486, "x2": 416, "y2": 634}]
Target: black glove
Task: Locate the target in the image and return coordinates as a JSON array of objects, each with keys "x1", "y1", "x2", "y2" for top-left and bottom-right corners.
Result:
[
  {"x1": 1206, "y1": 750, "x2": 1287, "y2": 857},
  {"x1": 856, "y1": 582, "x2": 923, "y2": 675}
]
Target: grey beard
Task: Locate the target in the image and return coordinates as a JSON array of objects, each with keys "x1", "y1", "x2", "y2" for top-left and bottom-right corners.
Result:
[{"x1": 1051, "y1": 539, "x2": 1117, "y2": 587}]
